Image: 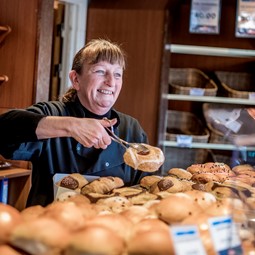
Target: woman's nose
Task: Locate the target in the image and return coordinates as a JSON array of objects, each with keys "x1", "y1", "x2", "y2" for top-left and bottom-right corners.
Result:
[{"x1": 104, "y1": 73, "x2": 114, "y2": 86}]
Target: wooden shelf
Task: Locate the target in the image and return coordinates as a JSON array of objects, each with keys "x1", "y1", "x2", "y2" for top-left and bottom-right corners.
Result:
[
  {"x1": 163, "y1": 94, "x2": 255, "y2": 106},
  {"x1": 0, "y1": 157, "x2": 31, "y2": 211},
  {"x1": 162, "y1": 140, "x2": 255, "y2": 151}
]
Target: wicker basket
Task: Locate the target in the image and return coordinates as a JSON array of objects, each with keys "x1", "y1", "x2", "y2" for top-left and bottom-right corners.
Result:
[
  {"x1": 215, "y1": 71, "x2": 255, "y2": 99},
  {"x1": 169, "y1": 68, "x2": 218, "y2": 96},
  {"x1": 165, "y1": 110, "x2": 210, "y2": 143}
]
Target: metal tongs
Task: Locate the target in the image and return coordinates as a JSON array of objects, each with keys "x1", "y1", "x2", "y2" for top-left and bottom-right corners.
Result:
[{"x1": 103, "y1": 118, "x2": 150, "y2": 155}]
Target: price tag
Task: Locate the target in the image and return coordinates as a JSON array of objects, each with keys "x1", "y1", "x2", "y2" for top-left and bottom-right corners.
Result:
[
  {"x1": 236, "y1": 0, "x2": 255, "y2": 38},
  {"x1": 208, "y1": 216, "x2": 243, "y2": 254},
  {"x1": 176, "y1": 135, "x2": 193, "y2": 147},
  {"x1": 190, "y1": 88, "x2": 205, "y2": 96},
  {"x1": 189, "y1": 0, "x2": 221, "y2": 34},
  {"x1": 170, "y1": 225, "x2": 207, "y2": 255},
  {"x1": 249, "y1": 92, "x2": 255, "y2": 100}
]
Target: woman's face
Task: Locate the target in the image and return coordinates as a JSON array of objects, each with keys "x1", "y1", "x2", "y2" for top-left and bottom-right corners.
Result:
[{"x1": 72, "y1": 61, "x2": 123, "y2": 115}]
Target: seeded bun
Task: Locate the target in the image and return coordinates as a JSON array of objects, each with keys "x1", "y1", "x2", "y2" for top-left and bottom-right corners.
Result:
[{"x1": 123, "y1": 144, "x2": 165, "y2": 172}]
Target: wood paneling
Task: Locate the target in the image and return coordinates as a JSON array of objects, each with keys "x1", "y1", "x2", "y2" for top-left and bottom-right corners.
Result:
[
  {"x1": 0, "y1": 0, "x2": 53, "y2": 110},
  {"x1": 87, "y1": 1, "x2": 169, "y2": 145}
]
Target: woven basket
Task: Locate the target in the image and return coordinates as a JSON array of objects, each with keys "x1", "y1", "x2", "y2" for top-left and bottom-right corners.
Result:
[
  {"x1": 169, "y1": 68, "x2": 218, "y2": 96},
  {"x1": 161, "y1": 147, "x2": 212, "y2": 174},
  {"x1": 165, "y1": 110, "x2": 210, "y2": 143},
  {"x1": 215, "y1": 71, "x2": 255, "y2": 99}
]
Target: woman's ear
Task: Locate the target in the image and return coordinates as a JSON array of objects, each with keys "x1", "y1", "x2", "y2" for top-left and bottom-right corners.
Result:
[{"x1": 69, "y1": 70, "x2": 80, "y2": 90}]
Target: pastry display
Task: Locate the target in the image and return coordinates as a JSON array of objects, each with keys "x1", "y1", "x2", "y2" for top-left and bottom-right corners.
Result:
[{"x1": 1, "y1": 162, "x2": 254, "y2": 254}]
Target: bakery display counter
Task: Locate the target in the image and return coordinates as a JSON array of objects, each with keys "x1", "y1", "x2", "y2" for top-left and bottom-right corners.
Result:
[{"x1": 0, "y1": 162, "x2": 254, "y2": 254}]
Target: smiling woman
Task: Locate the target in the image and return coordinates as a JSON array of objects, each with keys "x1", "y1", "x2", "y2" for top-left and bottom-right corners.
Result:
[{"x1": 0, "y1": 38, "x2": 151, "y2": 207}]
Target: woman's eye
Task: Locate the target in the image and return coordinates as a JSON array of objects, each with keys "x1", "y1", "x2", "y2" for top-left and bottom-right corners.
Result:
[
  {"x1": 95, "y1": 70, "x2": 105, "y2": 75},
  {"x1": 114, "y1": 73, "x2": 122, "y2": 79}
]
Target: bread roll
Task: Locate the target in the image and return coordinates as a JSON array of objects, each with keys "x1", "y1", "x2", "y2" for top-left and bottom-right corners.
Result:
[
  {"x1": 139, "y1": 175, "x2": 162, "y2": 189},
  {"x1": 64, "y1": 225, "x2": 125, "y2": 255},
  {"x1": 96, "y1": 196, "x2": 132, "y2": 213},
  {"x1": 112, "y1": 187, "x2": 144, "y2": 198},
  {"x1": 120, "y1": 205, "x2": 154, "y2": 224},
  {"x1": 155, "y1": 193, "x2": 203, "y2": 223},
  {"x1": 81, "y1": 176, "x2": 124, "y2": 195},
  {"x1": 0, "y1": 245, "x2": 24, "y2": 255},
  {"x1": 183, "y1": 190, "x2": 217, "y2": 210},
  {"x1": 58, "y1": 173, "x2": 88, "y2": 191},
  {"x1": 42, "y1": 201, "x2": 90, "y2": 232},
  {"x1": 10, "y1": 217, "x2": 70, "y2": 255},
  {"x1": 127, "y1": 229, "x2": 174, "y2": 255},
  {"x1": 232, "y1": 164, "x2": 254, "y2": 174},
  {"x1": 0, "y1": 203, "x2": 23, "y2": 244},
  {"x1": 82, "y1": 213, "x2": 133, "y2": 242},
  {"x1": 128, "y1": 192, "x2": 158, "y2": 205},
  {"x1": 150, "y1": 176, "x2": 185, "y2": 194},
  {"x1": 20, "y1": 205, "x2": 45, "y2": 222},
  {"x1": 131, "y1": 218, "x2": 169, "y2": 236},
  {"x1": 168, "y1": 167, "x2": 192, "y2": 180},
  {"x1": 123, "y1": 144, "x2": 165, "y2": 172}
]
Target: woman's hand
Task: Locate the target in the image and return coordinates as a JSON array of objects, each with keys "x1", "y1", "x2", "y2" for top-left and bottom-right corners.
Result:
[{"x1": 36, "y1": 116, "x2": 117, "y2": 149}]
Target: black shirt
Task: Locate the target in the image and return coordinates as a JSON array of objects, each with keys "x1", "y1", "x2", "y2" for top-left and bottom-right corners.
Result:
[{"x1": 0, "y1": 98, "x2": 149, "y2": 206}]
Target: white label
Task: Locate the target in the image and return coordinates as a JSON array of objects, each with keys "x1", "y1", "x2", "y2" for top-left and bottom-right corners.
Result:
[
  {"x1": 170, "y1": 225, "x2": 207, "y2": 255},
  {"x1": 190, "y1": 88, "x2": 205, "y2": 96},
  {"x1": 190, "y1": 0, "x2": 221, "y2": 34},
  {"x1": 177, "y1": 135, "x2": 193, "y2": 147},
  {"x1": 249, "y1": 92, "x2": 255, "y2": 100},
  {"x1": 225, "y1": 120, "x2": 242, "y2": 133},
  {"x1": 208, "y1": 216, "x2": 243, "y2": 253}
]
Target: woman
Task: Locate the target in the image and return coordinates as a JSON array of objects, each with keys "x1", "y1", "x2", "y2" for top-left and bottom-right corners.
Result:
[{"x1": 0, "y1": 39, "x2": 149, "y2": 206}]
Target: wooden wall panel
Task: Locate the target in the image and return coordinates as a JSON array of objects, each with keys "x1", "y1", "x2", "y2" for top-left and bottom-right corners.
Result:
[
  {"x1": 87, "y1": 2, "x2": 168, "y2": 145},
  {"x1": 0, "y1": 0, "x2": 38, "y2": 109},
  {"x1": 0, "y1": 0, "x2": 53, "y2": 111}
]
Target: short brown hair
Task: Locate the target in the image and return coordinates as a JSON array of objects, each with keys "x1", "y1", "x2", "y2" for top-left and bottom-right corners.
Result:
[{"x1": 62, "y1": 38, "x2": 126, "y2": 102}]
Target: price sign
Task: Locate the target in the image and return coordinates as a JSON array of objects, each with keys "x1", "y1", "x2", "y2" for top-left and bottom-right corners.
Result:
[
  {"x1": 189, "y1": 0, "x2": 221, "y2": 34},
  {"x1": 236, "y1": 0, "x2": 255, "y2": 38},
  {"x1": 170, "y1": 225, "x2": 207, "y2": 255},
  {"x1": 208, "y1": 216, "x2": 243, "y2": 254}
]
